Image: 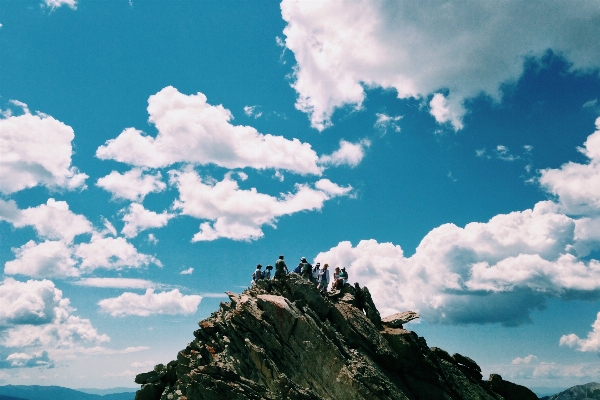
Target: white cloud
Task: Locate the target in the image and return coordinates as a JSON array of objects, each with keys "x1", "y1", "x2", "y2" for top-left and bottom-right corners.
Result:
[
  {"x1": 1, "y1": 351, "x2": 54, "y2": 369},
  {"x1": 98, "y1": 288, "x2": 202, "y2": 317},
  {"x1": 120, "y1": 203, "x2": 174, "y2": 238},
  {"x1": 281, "y1": 1, "x2": 600, "y2": 130},
  {"x1": 540, "y1": 117, "x2": 600, "y2": 216},
  {"x1": 429, "y1": 93, "x2": 464, "y2": 131},
  {"x1": 512, "y1": 355, "x2": 538, "y2": 365},
  {"x1": 243, "y1": 105, "x2": 262, "y2": 118},
  {"x1": 96, "y1": 168, "x2": 166, "y2": 202},
  {"x1": 170, "y1": 170, "x2": 352, "y2": 241},
  {"x1": 319, "y1": 139, "x2": 370, "y2": 168},
  {"x1": 72, "y1": 278, "x2": 154, "y2": 289},
  {"x1": 560, "y1": 312, "x2": 600, "y2": 352},
  {"x1": 180, "y1": 268, "x2": 193, "y2": 275},
  {"x1": 374, "y1": 113, "x2": 402, "y2": 134},
  {"x1": 0, "y1": 278, "x2": 108, "y2": 351},
  {"x1": 4, "y1": 241, "x2": 79, "y2": 279},
  {"x1": 147, "y1": 233, "x2": 158, "y2": 244},
  {"x1": 0, "y1": 198, "x2": 93, "y2": 243},
  {"x1": 44, "y1": 0, "x2": 77, "y2": 10},
  {"x1": 75, "y1": 236, "x2": 161, "y2": 272},
  {"x1": 0, "y1": 104, "x2": 87, "y2": 194},
  {"x1": 96, "y1": 86, "x2": 322, "y2": 175},
  {"x1": 315, "y1": 201, "x2": 600, "y2": 325}
]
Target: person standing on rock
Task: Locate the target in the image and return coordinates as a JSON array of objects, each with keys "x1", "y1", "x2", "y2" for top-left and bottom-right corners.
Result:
[
  {"x1": 300, "y1": 257, "x2": 312, "y2": 281},
  {"x1": 263, "y1": 265, "x2": 273, "y2": 280},
  {"x1": 311, "y1": 262, "x2": 320, "y2": 284},
  {"x1": 332, "y1": 266, "x2": 342, "y2": 290},
  {"x1": 274, "y1": 255, "x2": 287, "y2": 279},
  {"x1": 252, "y1": 264, "x2": 263, "y2": 285},
  {"x1": 339, "y1": 267, "x2": 348, "y2": 286},
  {"x1": 318, "y1": 263, "x2": 330, "y2": 292}
]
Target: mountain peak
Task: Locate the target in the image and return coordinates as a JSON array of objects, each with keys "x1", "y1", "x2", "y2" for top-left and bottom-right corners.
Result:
[{"x1": 134, "y1": 275, "x2": 537, "y2": 399}]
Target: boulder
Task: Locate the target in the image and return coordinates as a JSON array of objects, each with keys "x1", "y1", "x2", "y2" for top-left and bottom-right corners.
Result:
[{"x1": 382, "y1": 311, "x2": 420, "y2": 328}]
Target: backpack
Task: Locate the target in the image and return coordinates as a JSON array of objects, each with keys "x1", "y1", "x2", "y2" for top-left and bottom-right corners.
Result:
[
  {"x1": 302, "y1": 263, "x2": 311, "y2": 274},
  {"x1": 294, "y1": 265, "x2": 302, "y2": 274}
]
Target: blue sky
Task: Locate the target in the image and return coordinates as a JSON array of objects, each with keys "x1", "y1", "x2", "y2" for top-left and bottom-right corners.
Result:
[{"x1": 1, "y1": 0, "x2": 600, "y2": 392}]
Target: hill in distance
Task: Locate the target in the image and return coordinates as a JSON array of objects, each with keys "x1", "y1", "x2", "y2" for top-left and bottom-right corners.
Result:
[
  {"x1": 540, "y1": 382, "x2": 600, "y2": 400},
  {"x1": 0, "y1": 385, "x2": 134, "y2": 400}
]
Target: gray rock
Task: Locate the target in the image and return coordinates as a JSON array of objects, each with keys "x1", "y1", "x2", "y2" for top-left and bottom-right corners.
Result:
[
  {"x1": 134, "y1": 275, "x2": 534, "y2": 400},
  {"x1": 382, "y1": 311, "x2": 420, "y2": 328}
]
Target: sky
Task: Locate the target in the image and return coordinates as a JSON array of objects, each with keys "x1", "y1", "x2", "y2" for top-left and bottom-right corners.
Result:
[{"x1": 1, "y1": 0, "x2": 600, "y2": 393}]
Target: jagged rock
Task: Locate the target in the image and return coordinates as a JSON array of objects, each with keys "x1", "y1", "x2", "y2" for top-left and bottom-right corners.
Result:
[
  {"x1": 488, "y1": 374, "x2": 538, "y2": 400},
  {"x1": 135, "y1": 274, "x2": 538, "y2": 399},
  {"x1": 382, "y1": 311, "x2": 420, "y2": 328}
]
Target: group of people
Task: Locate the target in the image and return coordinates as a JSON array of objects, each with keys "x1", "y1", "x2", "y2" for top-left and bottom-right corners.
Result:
[{"x1": 251, "y1": 255, "x2": 349, "y2": 292}]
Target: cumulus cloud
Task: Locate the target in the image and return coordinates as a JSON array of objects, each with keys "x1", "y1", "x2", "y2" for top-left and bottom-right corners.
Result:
[
  {"x1": 96, "y1": 86, "x2": 322, "y2": 175},
  {"x1": 280, "y1": 1, "x2": 600, "y2": 130},
  {"x1": 0, "y1": 198, "x2": 93, "y2": 243},
  {"x1": 0, "y1": 103, "x2": 87, "y2": 194},
  {"x1": 319, "y1": 139, "x2": 370, "y2": 168},
  {"x1": 512, "y1": 355, "x2": 538, "y2": 365},
  {"x1": 170, "y1": 170, "x2": 352, "y2": 241},
  {"x1": 243, "y1": 105, "x2": 262, "y2": 118},
  {"x1": 96, "y1": 169, "x2": 166, "y2": 202},
  {"x1": 0, "y1": 278, "x2": 109, "y2": 351},
  {"x1": 98, "y1": 288, "x2": 202, "y2": 317},
  {"x1": 560, "y1": 312, "x2": 600, "y2": 352},
  {"x1": 0, "y1": 351, "x2": 54, "y2": 369},
  {"x1": 540, "y1": 117, "x2": 600, "y2": 216},
  {"x1": 4, "y1": 240, "x2": 78, "y2": 279},
  {"x1": 75, "y1": 236, "x2": 161, "y2": 272},
  {"x1": 315, "y1": 201, "x2": 600, "y2": 325},
  {"x1": 120, "y1": 203, "x2": 174, "y2": 238}
]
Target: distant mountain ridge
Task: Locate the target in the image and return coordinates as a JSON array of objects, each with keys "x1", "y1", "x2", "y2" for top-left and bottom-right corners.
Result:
[
  {"x1": 0, "y1": 386, "x2": 134, "y2": 400},
  {"x1": 540, "y1": 382, "x2": 600, "y2": 400}
]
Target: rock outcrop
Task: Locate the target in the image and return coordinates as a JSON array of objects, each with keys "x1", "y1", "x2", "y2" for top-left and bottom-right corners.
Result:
[{"x1": 134, "y1": 274, "x2": 537, "y2": 400}]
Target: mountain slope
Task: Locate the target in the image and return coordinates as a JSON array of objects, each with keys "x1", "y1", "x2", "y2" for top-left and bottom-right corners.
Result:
[
  {"x1": 134, "y1": 275, "x2": 538, "y2": 399},
  {"x1": 541, "y1": 382, "x2": 600, "y2": 399}
]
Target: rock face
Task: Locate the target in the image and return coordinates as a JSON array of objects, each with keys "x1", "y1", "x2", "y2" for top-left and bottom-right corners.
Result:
[{"x1": 134, "y1": 275, "x2": 538, "y2": 400}]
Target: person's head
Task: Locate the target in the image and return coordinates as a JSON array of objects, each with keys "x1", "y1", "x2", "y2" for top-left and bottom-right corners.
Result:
[
  {"x1": 324, "y1": 263, "x2": 329, "y2": 269},
  {"x1": 316, "y1": 262, "x2": 321, "y2": 267},
  {"x1": 279, "y1": 255, "x2": 284, "y2": 260},
  {"x1": 335, "y1": 267, "x2": 340, "y2": 272},
  {"x1": 341, "y1": 267, "x2": 346, "y2": 271},
  {"x1": 257, "y1": 264, "x2": 262, "y2": 269},
  {"x1": 266, "y1": 265, "x2": 273, "y2": 270},
  {"x1": 301, "y1": 257, "x2": 307, "y2": 262}
]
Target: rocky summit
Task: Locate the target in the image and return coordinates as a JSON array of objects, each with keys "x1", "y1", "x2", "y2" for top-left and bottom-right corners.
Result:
[{"x1": 134, "y1": 275, "x2": 538, "y2": 400}]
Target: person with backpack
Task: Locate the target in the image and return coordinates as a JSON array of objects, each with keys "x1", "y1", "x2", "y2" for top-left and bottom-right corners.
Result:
[
  {"x1": 339, "y1": 267, "x2": 348, "y2": 286},
  {"x1": 263, "y1": 265, "x2": 273, "y2": 280},
  {"x1": 275, "y1": 255, "x2": 287, "y2": 279},
  {"x1": 300, "y1": 257, "x2": 312, "y2": 281},
  {"x1": 311, "y1": 262, "x2": 321, "y2": 284},
  {"x1": 251, "y1": 264, "x2": 263, "y2": 285},
  {"x1": 317, "y1": 263, "x2": 330, "y2": 292}
]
